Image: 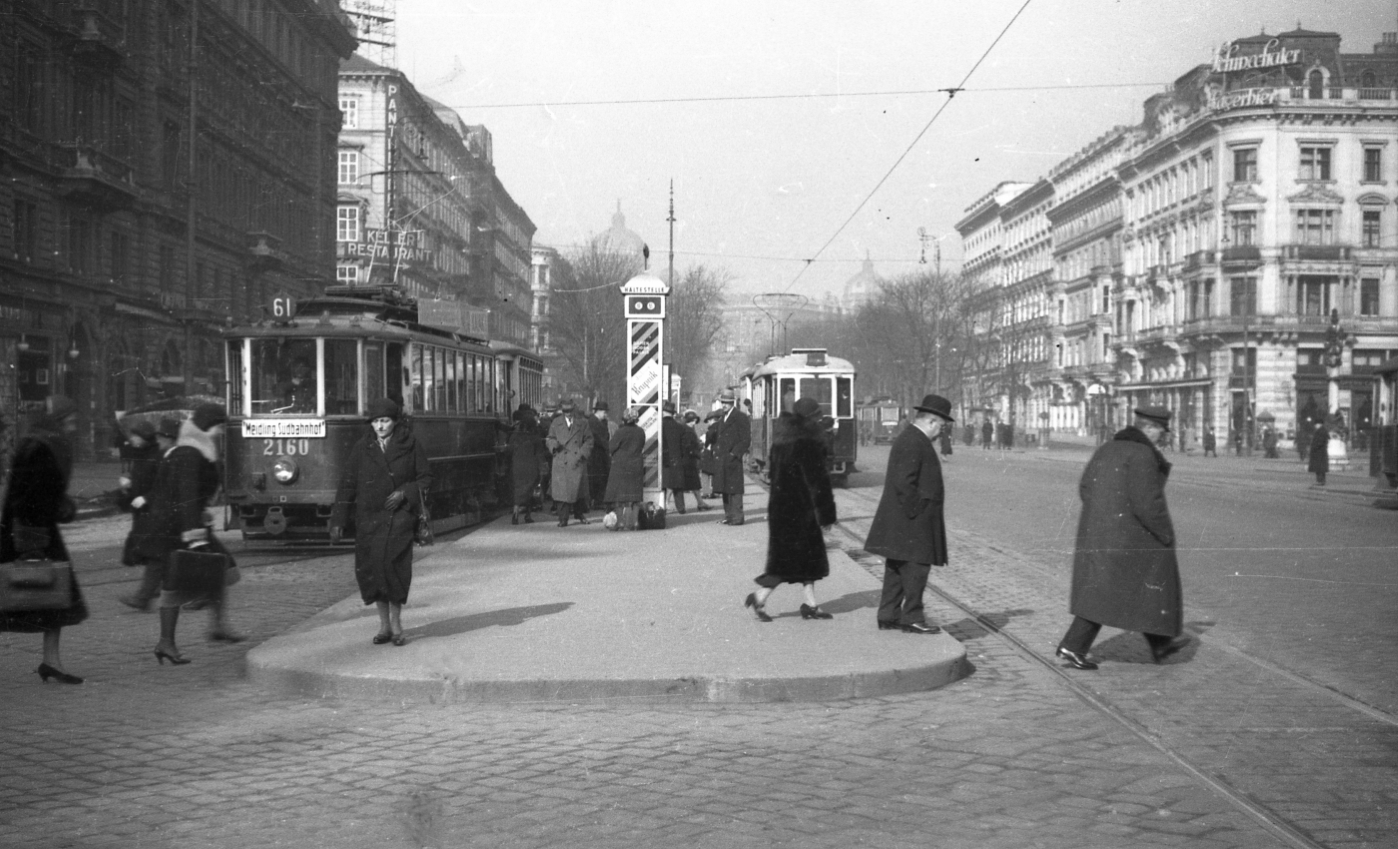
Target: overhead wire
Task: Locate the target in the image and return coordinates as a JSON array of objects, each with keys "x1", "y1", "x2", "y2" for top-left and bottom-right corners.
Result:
[{"x1": 783, "y1": 0, "x2": 1037, "y2": 293}]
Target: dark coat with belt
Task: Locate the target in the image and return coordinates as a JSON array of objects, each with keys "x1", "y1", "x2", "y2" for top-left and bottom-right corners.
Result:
[
  {"x1": 760, "y1": 414, "x2": 837, "y2": 585},
  {"x1": 863, "y1": 424, "x2": 947, "y2": 565},
  {"x1": 331, "y1": 426, "x2": 432, "y2": 605},
  {"x1": 119, "y1": 442, "x2": 162, "y2": 566},
  {"x1": 1069, "y1": 426, "x2": 1182, "y2": 637},
  {"x1": 508, "y1": 425, "x2": 548, "y2": 506},
  {"x1": 1307, "y1": 426, "x2": 1330, "y2": 475},
  {"x1": 661, "y1": 416, "x2": 697, "y2": 490},
  {"x1": 546, "y1": 414, "x2": 593, "y2": 503},
  {"x1": 604, "y1": 423, "x2": 646, "y2": 503},
  {"x1": 0, "y1": 422, "x2": 87, "y2": 632},
  {"x1": 710, "y1": 408, "x2": 750, "y2": 495}
]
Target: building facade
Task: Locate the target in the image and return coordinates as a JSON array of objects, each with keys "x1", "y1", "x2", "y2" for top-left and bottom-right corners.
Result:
[
  {"x1": 960, "y1": 27, "x2": 1398, "y2": 450},
  {"x1": 2, "y1": 0, "x2": 356, "y2": 458}
]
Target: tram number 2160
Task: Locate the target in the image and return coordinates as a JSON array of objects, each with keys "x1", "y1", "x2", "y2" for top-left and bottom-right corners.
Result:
[{"x1": 263, "y1": 438, "x2": 311, "y2": 456}]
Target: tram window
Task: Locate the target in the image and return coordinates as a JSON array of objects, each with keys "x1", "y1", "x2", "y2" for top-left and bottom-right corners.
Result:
[
  {"x1": 323, "y1": 340, "x2": 358, "y2": 415},
  {"x1": 386, "y1": 343, "x2": 404, "y2": 409},
  {"x1": 226, "y1": 341, "x2": 245, "y2": 416},
  {"x1": 446, "y1": 350, "x2": 457, "y2": 412},
  {"x1": 433, "y1": 347, "x2": 446, "y2": 412},
  {"x1": 410, "y1": 345, "x2": 424, "y2": 411},
  {"x1": 486, "y1": 358, "x2": 496, "y2": 413},
  {"x1": 779, "y1": 378, "x2": 796, "y2": 413},
  {"x1": 424, "y1": 347, "x2": 439, "y2": 412},
  {"x1": 797, "y1": 377, "x2": 833, "y2": 416},
  {"x1": 454, "y1": 352, "x2": 465, "y2": 412},
  {"x1": 473, "y1": 355, "x2": 484, "y2": 413},
  {"x1": 364, "y1": 342, "x2": 384, "y2": 413},
  {"x1": 250, "y1": 338, "x2": 316, "y2": 415},
  {"x1": 836, "y1": 377, "x2": 852, "y2": 418}
]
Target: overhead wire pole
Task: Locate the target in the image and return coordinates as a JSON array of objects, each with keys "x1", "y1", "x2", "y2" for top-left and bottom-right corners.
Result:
[{"x1": 781, "y1": 0, "x2": 1036, "y2": 294}]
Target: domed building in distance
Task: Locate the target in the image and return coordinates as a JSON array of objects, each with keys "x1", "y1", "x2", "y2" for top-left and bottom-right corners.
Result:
[
  {"x1": 593, "y1": 201, "x2": 649, "y2": 266},
  {"x1": 842, "y1": 252, "x2": 884, "y2": 312}
]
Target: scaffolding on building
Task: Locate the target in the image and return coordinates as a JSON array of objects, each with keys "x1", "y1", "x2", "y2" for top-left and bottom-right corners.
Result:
[{"x1": 342, "y1": 0, "x2": 397, "y2": 67}]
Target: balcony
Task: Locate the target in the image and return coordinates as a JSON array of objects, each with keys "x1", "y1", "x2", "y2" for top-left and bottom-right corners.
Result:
[
  {"x1": 247, "y1": 232, "x2": 289, "y2": 273},
  {"x1": 69, "y1": 1, "x2": 127, "y2": 69},
  {"x1": 1220, "y1": 245, "x2": 1261, "y2": 266},
  {"x1": 55, "y1": 143, "x2": 136, "y2": 212},
  {"x1": 1283, "y1": 245, "x2": 1351, "y2": 262},
  {"x1": 1183, "y1": 250, "x2": 1215, "y2": 272}
]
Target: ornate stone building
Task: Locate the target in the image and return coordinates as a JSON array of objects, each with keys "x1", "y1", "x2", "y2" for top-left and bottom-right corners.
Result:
[{"x1": 1, "y1": 0, "x2": 356, "y2": 458}]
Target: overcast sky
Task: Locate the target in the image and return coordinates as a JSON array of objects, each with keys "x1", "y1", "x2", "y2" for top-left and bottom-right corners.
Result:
[{"x1": 395, "y1": 1, "x2": 1394, "y2": 300}]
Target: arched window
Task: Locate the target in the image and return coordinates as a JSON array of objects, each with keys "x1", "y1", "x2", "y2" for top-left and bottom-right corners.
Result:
[
  {"x1": 1360, "y1": 70, "x2": 1377, "y2": 89},
  {"x1": 1308, "y1": 70, "x2": 1325, "y2": 99}
]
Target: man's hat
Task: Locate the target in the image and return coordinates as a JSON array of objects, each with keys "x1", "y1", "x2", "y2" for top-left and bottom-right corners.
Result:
[
  {"x1": 718, "y1": 389, "x2": 735, "y2": 404},
  {"x1": 592, "y1": 400, "x2": 608, "y2": 412},
  {"x1": 1134, "y1": 405, "x2": 1173, "y2": 431},
  {"x1": 366, "y1": 398, "x2": 400, "y2": 421},
  {"x1": 662, "y1": 400, "x2": 676, "y2": 414},
  {"x1": 191, "y1": 403, "x2": 227, "y2": 432},
  {"x1": 559, "y1": 398, "x2": 576, "y2": 413},
  {"x1": 156, "y1": 416, "x2": 182, "y2": 439},
  {"x1": 913, "y1": 394, "x2": 955, "y2": 422},
  {"x1": 792, "y1": 397, "x2": 821, "y2": 419}
]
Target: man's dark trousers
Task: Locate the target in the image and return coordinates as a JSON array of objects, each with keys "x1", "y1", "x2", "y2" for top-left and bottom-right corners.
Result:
[
  {"x1": 878, "y1": 558, "x2": 931, "y2": 626},
  {"x1": 722, "y1": 493, "x2": 744, "y2": 525}
]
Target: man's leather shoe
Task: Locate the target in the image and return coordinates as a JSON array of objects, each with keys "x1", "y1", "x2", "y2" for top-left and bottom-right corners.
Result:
[
  {"x1": 900, "y1": 622, "x2": 941, "y2": 635},
  {"x1": 877, "y1": 621, "x2": 901, "y2": 631},
  {"x1": 1150, "y1": 637, "x2": 1188, "y2": 663},
  {"x1": 1056, "y1": 646, "x2": 1099, "y2": 670},
  {"x1": 575, "y1": 516, "x2": 591, "y2": 525}
]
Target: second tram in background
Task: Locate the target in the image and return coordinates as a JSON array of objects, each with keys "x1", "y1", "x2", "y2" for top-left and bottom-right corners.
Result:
[
  {"x1": 218, "y1": 286, "x2": 543, "y2": 543},
  {"x1": 856, "y1": 397, "x2": 905, "y2": 445},
  {"x1": 738, "y1": 348, "x2": 857, "y2": 486}
]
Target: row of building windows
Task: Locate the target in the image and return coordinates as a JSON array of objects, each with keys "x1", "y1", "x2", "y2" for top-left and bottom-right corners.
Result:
[{"x1": 1232, "y1": 141, "x2": 1387, "y2": 183}]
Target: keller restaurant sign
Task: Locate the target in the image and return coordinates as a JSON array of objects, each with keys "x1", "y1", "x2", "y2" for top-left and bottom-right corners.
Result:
[
  {"x1": 1212, "y1": 38, "x2": 1301, "y2": 74},
  {"x1": 337, "y1": 228, "x2": 433, "y2": 268}
]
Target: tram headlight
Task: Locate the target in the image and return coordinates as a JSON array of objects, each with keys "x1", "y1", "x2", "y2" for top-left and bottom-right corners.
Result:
[{"x1": 272, "y1": 458, "x2": 299, "y2": 485}]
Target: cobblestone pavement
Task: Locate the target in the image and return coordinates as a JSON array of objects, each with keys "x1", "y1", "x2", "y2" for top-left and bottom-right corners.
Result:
[{"x1": 1, "y1": 495, "x2": 1385, "y2": 848}]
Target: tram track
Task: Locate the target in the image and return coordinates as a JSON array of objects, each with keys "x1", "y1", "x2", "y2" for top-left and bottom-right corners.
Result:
[{"x1": 807, "y1": 479, "x2": 1392, "y2": 849}]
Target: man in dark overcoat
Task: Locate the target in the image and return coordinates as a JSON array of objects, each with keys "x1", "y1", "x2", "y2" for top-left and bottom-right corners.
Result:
[
  {"x1": 546, "y1": 399, "x2": 594, "y2": 526},
  {"x1": 1308, "y1": 420, "x2": 1330, "y2": 486},
  {"x1": 660, "y1": 401, "x2": 692, "y2": 513},
  {"x1": 864, "y1": 394, "x2": 954, "y2": 635},
  {"x1": 587, "y1": 401, "x2": 612, "y2": 513},
  {"x1": 1055, "y1": 405, "x2": 1186, "y2": 670},
  {"x1": 710, "y1": 389, "x2": 751, "y2": 526}
]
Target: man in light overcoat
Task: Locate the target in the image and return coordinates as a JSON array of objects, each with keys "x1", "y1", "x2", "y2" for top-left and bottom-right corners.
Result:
[
  {"x1": 710, "y1": 389, "x2": 750, "y2": 525},
  {"x1": 1055, "y1": 405, "x2": 1187, "y2": 670},
  {"x1": 546, "y1": 399, "x2": 594, "y2": 527},
  {"x1": 863, "y1": 394, "x2": 954, "y2": 635}
]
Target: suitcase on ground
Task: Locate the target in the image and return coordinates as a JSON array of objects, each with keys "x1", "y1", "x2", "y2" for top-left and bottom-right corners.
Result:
[{"x1": 0, "y1": 560, "x2": 73, "y2": 612}]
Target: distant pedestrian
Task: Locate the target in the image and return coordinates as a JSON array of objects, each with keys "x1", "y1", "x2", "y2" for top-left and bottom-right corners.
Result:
[
  {"x1": 117, "y1": 419, "x2": 168, "y2": 611},
  {"x1": 981, "y1": 419, "x2": 993, "y2": 450},
  {"x1": 0, "y1": 397, "x2": 88, "y2": 684},
  {"x1": 745, "y1": 397, "x2": 837, "y2": 622},
  {"x1": 939, "y1": 427, "x2": 953, "y2": 459},
  {"x1": 682, "y1": 410, "x2": 709, "y2": 511},
  {"x1": 1263, "y1": 426, "x2": 1279, "y2": 459},
  {"x1": 330, "y1": 399, "x2": 432, "y2": 647},
  {"x1": 1232, "y1": 428, "x2": 1243, "y2": 456},
  {"x1": 508, "y1": 407, "x2": 547, "y2": 524},
  {"x1": 1055, "y1": 405, "x2": 1187, "y2": 671},
  {"x1": 604, "y1": 407, "x2": 645, "y2": 530},
  {"x1": 711, "y1": 390, "x2": 751, "y2": 526},
  {"x1": 587, "y1": 402, "x2": 612, "y2": 514},
  {"x1": 1308, "y1": 422, "x2": 1330, "y2": 486},
  {"x1": 546, "y1": 399, "x2": 594, "y2": 527},
  {"x1": 864, "y1": 394, "x2": 955, "y2": 635},
  {"x1": 142, "y1": 404, "x2": 244, "y2": 664},
  {"x1": 1202, "y1": 425, "x2": 1217, "y2": 457},
  {"x1": 963, "y1": 423, "x2": 975, "y2": 447}
]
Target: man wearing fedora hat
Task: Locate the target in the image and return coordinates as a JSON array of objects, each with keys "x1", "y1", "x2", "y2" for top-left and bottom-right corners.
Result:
[
  {"x1": 546, "y1": 399, "x2": 594, "y2": 526},
  {"x1": 864, "y1": 394, "x2": 955, "y2": 635},
  {"x1": 587, "y1": 401, "x2": 612, "y2": 514},
  {"x1": 1055, "y1": 405, "x2": 1187, "y2": 670},
  {"x1": 711, "y1": 389, "x2": 750, "y2": 525}
]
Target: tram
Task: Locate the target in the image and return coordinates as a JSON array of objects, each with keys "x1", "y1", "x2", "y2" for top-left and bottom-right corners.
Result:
[
  {"x1": 855, "y1": 397, "x2": 905, "y2": 445},
  {"x1": 219, "y1": 286, "x2": 543, "y2": 542},
  {"x1": 738, "y1": 347, "x2": 857, "y2": 486}
]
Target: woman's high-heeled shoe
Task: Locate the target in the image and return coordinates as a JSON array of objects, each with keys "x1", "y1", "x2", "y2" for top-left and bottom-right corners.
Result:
[
  {"x1": 207, "y1": 631, "x2": 246, "y2": 644},
  {"x1": 391, "y1": 631, "x2": 407, "y2": 647},
  {"x1": 800, "y1": 604, "x2": 833, "y2": 620},
  {"x1": 744, "y1": 593, "x2": 772, "y2": 623},
  {"x1": 36, "y1": 663, "x2": 84, "y2": 684},
  {"x1": 154, "y1": 648, "x2": 191, "y2": 665}
]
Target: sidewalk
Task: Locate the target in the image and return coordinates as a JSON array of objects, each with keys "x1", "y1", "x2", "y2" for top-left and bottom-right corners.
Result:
[{"x1": 246, "y1": 505, "x2": 968, "y2": 704}]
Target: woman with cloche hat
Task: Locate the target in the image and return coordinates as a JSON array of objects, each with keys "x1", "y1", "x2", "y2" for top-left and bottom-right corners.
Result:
[
  {"x1": 603, "y1": 407, "x2": 646, "y2": 530},
  {"x1": 330, "y1": 398, "x2": 432, "y2": 646}
]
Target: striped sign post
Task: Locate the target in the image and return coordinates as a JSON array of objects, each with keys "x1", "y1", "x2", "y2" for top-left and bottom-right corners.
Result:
[{"x1": 621, "y1": 272, "x2": 670, "y2": 508}]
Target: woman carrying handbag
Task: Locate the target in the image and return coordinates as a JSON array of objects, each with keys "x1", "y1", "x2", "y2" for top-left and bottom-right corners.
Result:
[
  {"x1": 0, "y1": 396, "x2": 88, "y2": 684},
  {"x1": 329, "y1": 399, "x2": 432, "y2": 646}
]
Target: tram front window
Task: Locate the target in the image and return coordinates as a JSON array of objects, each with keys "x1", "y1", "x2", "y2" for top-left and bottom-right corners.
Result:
[
  {"x1": 323, "y1": 340, "x2": 358, "y2": 415},
  {"x1": 797, "y1": 377, "x2": 834, "y2": 416},
  {"x1": 251, "y1": 339, "x2": 317, "y2": 415}
]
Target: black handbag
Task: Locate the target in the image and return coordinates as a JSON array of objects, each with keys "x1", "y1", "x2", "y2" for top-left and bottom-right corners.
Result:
[
  {"x1": 0, "y1": 559, "x2": 73, "y2": 612},
  {"x1": 166, "y1": 548, "x2": 229, "y2": 597},
  {"x1": 637, "y1": 502, "x2": 667, "y2": 531},
  {"x1": 414, "y1": 489, "x2": 434, "y2": 547}
]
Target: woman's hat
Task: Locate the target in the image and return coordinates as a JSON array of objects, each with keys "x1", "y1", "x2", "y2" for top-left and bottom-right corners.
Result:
[
  {"x1": 913, "y1": 394, "x2": 955, "y2": 422},
  {"x1": 127, "y1": 419, "x2": 157, "y2": 440},
  {"x1": 792, "y1": 397, "x2": 821, "y2": 419},
  {"x1": 366, "y1": 398, "x2": 400, "y2": 421},
  {"x1": 1134, "y1": 405, "x2": 1172, "y2": 432},
  {"x1": 592, "y1": 400, "x2": 609, "y2": 412},
  {"x1": 191, "y1": 403, "x2": 227, "y2": 431},
  {"x1": 156, "y1": 416, "x2": 182, "y2": 439},
  {"x1": 623, "y1": 406, "x2": 640, "y2": 423}
]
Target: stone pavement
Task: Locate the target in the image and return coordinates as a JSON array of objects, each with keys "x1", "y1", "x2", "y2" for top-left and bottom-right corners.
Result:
[{"x1": 0, "y1": 485, "x2": 1379, "y2": 848}]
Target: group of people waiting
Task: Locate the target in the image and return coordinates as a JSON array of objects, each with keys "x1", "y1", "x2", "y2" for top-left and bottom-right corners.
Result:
[{"x1": 1, "y1": 397, "x2": 239, "y2": 684}]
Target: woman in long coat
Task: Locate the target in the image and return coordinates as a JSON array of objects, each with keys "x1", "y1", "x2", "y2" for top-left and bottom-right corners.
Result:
[
  {"x1": 117, "y1": 419, "x2": 164, "y2": 611},
  {"x1": 330, "y1": 398, "x2": 432, "y2": 646},
  {"x1": 604, "y1": 408, "x2": 646, "y2": 530},
  {"x1": 744, "y1": 398, "x2": 837, "y2": 620},
  {"x1": 508, "y1": 407, "x2": 547, "y2": 524},
  {"x1": 1308, "y1": 421, "x2": 1330, "y2": 485},
  {"x1": 0, "y1": 397, "x2": 87, "y2": 684}
]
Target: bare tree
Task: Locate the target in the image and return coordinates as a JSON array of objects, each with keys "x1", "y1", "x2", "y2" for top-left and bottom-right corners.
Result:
[
  {"x1": 550, "y1": 244, "x2": 640, "y2": 406},
  {"x1": 863, "y1": 268, "x2": 968, "y2": 408},
  {"x1": 666, "y1": 263, "x2": 731, "y2": 383}
]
